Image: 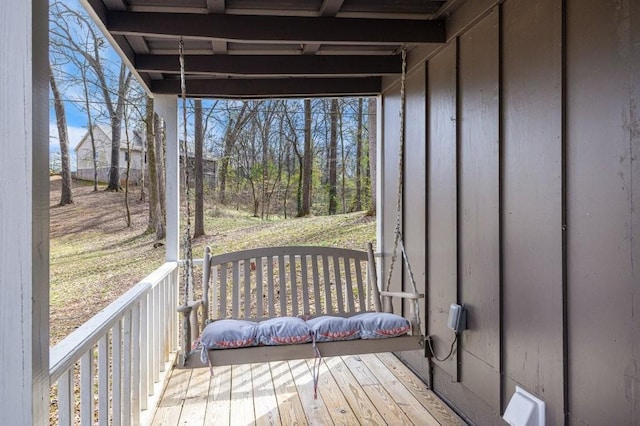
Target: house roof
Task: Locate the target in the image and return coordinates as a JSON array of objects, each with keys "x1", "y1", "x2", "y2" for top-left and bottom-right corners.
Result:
[
  {"x1": 75, "y1": 124, "x2": 144, "y2": 152},
  {"x1": 80, "y1": 0, "x2": 451, "y2": 99}
]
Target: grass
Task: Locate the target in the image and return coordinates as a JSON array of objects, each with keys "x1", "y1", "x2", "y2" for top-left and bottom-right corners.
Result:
[{"x1": 49, "y1": 177, "x2": 376, "y2": 346}]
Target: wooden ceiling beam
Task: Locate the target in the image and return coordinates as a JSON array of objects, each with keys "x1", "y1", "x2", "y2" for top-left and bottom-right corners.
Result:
[
  {"x1": 207, "y1": 0, "x2": 225, "y2": 13},
  {"x1": 319, "y1": 0, "x2": 345, "y2": 16},
  {"x1": 150, "y1": 77, "x2": 382, "y2": 98},
  {"x1": 107, "y1": 11, "x2": 445, "y2": 44},
  {"x1": 136, "y1": 54, "x2": 401, "y2": 77}
]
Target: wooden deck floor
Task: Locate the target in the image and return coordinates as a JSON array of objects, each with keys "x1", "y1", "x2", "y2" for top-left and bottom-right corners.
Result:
[{"x1": 151, "y1": 353, "x2": 465, "y2": 425}]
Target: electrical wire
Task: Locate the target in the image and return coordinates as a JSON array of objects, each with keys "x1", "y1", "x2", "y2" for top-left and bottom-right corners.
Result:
[{"x1": 428, "y1": 333, "x2": 458, "y2": 362}]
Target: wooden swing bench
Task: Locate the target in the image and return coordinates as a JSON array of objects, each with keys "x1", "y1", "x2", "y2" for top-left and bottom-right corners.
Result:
[{"x1": 180, "y1": 243, "x2": 429, "y2": 369}]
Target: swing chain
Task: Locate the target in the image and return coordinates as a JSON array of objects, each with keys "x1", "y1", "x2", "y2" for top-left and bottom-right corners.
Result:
[
  {"x1": 383, "y1": 47, "x2": 422, "y2": 336},
  {"x1": 179, "y1": 38, "x2": 194, "y2": 309}
]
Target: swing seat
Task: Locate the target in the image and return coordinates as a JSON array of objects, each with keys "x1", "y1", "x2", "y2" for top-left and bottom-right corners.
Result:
[{"x1": 180, "y1": 244, "x2": 428, "y2": 368}]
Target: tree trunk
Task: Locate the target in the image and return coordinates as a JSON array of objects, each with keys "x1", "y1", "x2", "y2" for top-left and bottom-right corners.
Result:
[
  {"x1": 355, "y1": 98, "x2": 363, "y2": 211},
  {"x1": 155, "y1": 114, "x2": 167, "y2": 225},
  {"x1": 328, "y1": 99, "x2": 338, "y2": 215},
  {"x1": 219, "y1": 120, "x2": 233, "y2": 204},
  {"x1": 300, "y1": 99, "x2": 312, "y2": 216},
  {"x1": 49, "y1": 64, "x2": 73, "y2": 206},
  {"x1": 106, "y1": 64, "x2": 133, "y2": 191},
  {"x1": 194, "y1": 99, "x2": 205, "y2": 237},
  {"x1": 80, "y1": 66, "x2": 98, "y2": 191},
  {"x1": 147, "y1": 98, "x2": 165, "y2": 239},
  {"x1": 123, "y1": 107, "x2": 132, "y2": 227},
  {"x1": 367, "y1": 97, "x2": 377, "y2": 215}
]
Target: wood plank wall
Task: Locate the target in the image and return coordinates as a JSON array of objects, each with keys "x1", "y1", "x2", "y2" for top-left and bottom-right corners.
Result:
[{"x1": 381, "y1": 0, "x2": 640, "y2": 424}]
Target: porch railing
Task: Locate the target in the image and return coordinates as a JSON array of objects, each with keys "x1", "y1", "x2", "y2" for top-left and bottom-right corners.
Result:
[{"x1": 49, "y1": 262, "x2": 179, "y2": 426}]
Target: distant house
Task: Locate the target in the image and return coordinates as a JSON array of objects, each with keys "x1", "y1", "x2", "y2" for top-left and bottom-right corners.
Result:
[{"x1": 75, "y1": 124, "x2": 145, "y2": 184}]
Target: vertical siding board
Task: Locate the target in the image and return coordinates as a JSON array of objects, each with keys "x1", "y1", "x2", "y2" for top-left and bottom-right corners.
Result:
[
  {"x1": 396, "y1": 63, "x2": 429, "y2": 374},
  {"x1": 382, "y1": 88, "x2": 403, "y2": 316},
  {"x1": 501, "y1": 1, "x2": 564, "y2": 424},
  {"x1": 427, "y1": 41, "x2": 458, "y2": 380},
  {"x1": 567, "y1": 1, "x2": 640, "y2": 423},
  {"x1": 458, "y1": 9, "x2": 501, "y2": 413}
]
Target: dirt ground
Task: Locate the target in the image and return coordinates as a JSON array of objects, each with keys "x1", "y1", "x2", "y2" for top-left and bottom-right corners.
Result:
[
  {"x1": 49, "y1": 177, "x2": 163, "y2": 345},
  {"x1": 49, "y1": 176, "x2": 376, "y2": 346}
]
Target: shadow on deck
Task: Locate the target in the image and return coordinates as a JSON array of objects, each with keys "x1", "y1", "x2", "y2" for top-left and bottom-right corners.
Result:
[{"x1": 152, "y1": 353, "x2": 465, "y2": 425}]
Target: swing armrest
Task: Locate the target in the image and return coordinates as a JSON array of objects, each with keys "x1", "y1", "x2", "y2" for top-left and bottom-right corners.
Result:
[
  {"x1": 176, "y1": 299, "x2": 203, "y2": 313},
  {"x1": 380, "y1": 291, "x2": 424, "y2": 300}
]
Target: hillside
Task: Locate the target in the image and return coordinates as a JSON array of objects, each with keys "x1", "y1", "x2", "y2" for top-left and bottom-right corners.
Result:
[{"x1": 49, "y1": 178, "x2": 376, "y2": 345}]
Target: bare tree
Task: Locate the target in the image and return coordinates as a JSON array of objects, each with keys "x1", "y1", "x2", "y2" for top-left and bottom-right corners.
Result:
[
  {"x1": 50, "y1": 1, "x2": 133, "y2": 192},
  {"x1": 219, "y1": 102, "x2": 253, "y2": 204},
  {"x1": 328, "y1": 99, "x2": 338, "y2": 214},
  {"x1": 300, "y1": 99, "x2": 313, "y2": 217},
  {"x1": 123, "y1": 103, "x2": 133, "y2": 227},
  {"x1": 194, "y1": 99, "x2": 205, "y2": 237},
  {"x1": 355, "y1": 98, "x2": 364, "y2": 211},
  {"x1": 367, "y1": 98, "x2": 377, "y2": 215},
  {"x1": 49, "y1": 64, "x2": 74, "y2": 206},
  {"x1": 146, "y1": 97, "x2": 165, "y2": 239}
]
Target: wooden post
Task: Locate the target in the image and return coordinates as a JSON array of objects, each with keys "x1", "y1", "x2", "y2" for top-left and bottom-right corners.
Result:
[{"x1": 0, "y1": 1, "x2": 49, "y2": 424}]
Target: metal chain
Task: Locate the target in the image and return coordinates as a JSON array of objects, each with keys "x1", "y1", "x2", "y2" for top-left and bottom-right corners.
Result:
[
  {"x1": 179, "y1": 39, "x2": 194, "y2": 308},
  {"x1": 383, "y1": 48, "x2": 422, "y2": 335}
]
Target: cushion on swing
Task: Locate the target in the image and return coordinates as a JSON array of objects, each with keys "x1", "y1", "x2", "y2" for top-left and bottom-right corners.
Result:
[
  {"x1": 306, "y1": 316, "x2": 360, "y2": 342},
  {"x1": 350, "y1": 313, "x2": 411, "y2": 339},
  {"x1": 199, "y1": 319, "x2": 258, "y2": 350},
  {"x1": 258, "y1": 317, "x2": 312, "y2": 345}
]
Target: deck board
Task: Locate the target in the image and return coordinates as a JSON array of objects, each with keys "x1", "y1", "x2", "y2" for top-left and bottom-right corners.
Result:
[
  {"x1": 305, "y1": 358, "x2": 360, "y2": 425},
  {"x1": 204, "y1": 364, "x2": 231, "y2": 425},
  {"x1": 376, "y1": 353, "x2": 464, "y2": 426},
  {"x1": 151, "y1": 353, "x2": 466, "y2": 426},
  {"x1": 270, "y1": 361, "x2": 308, "y2": 426}
]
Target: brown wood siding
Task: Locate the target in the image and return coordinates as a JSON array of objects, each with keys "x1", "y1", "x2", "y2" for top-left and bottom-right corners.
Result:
[
  {"x1": 381, "y1": 0, "x2": 639, "y2": 423},
  {"x1": 427, "y1": 41, "x2": 458, "y2": 381},
  {"x1": 458, "y1": 9, "x2": 501, "y2": 414},
  {"x1": 567, "y1": 0, "x2": 640, "y2": 423},
  {"x1": 397, "y1": 63, "x2": 430, "y2": 375},
  {"x1": 501, "y1": 0, "x2": 565, "y2": 424},
  {"x1": 382, "y1": 87, "x2": 403, "y2": 315}
]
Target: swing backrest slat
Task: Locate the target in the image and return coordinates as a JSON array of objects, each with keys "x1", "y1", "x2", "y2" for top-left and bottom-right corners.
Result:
[{"x1": 202, "y1": 246, "x2": 379, "y2": 323}]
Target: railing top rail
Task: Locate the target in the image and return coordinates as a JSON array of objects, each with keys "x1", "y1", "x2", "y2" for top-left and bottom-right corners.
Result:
[{"x1": 49, "y1": 262, "x2": 178, "y2": 383}]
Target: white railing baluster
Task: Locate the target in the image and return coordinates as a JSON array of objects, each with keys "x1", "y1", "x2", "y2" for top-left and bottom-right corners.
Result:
[
  {"x1": 152, "y1": 284, "x2": 159, "y2": 383},
  {"x1": 80, "y1": 350, "x2": 94, "y2": 426},
  {"x1": 140, "y1": 293, "x2": 149, "y2": 403},
  {"x1": 98, "y1": 334, "x2": 109, "y2": 426},
  {"x1": 58, "y1": 369, "x2": 74, "y2": 426},
  {"x1": 112, "y1": 319, "x2": 122, "y2": 426},
  {"x1": 173, "y1": 272, "x2": 179, "y2": 348},
  {"x1": 132, "y1": 301, "x2": 141, "y2": 423},
  {"x1": 162, "y1": 276, "x2": 169, "y2": 364},
  {"x1": 50, "y1": 263, "x2": 178, "y2": 425},
  {"x1": 123, "y1": 310, "x2": 132, "y2": 426}
]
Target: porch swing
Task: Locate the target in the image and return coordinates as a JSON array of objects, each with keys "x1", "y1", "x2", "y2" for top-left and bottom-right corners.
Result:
[{"x1": 176, "y1": 44, "x2": 430, "y2": 373}]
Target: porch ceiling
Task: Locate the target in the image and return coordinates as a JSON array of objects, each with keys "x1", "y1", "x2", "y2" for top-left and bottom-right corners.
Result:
[{"x1": 82, "y1": 0, "x2": 449, "y2": 98}]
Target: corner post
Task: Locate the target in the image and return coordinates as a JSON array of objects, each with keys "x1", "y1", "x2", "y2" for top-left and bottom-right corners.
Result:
[
  {"x1": 0, "y1": 0, "x2": 50, "y2": 423},
  {"x1": 154, "y1": 95, "x2": 179, "y2": 262}
]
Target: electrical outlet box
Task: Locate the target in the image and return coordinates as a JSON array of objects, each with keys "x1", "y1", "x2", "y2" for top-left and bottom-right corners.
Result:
[{"x1": 447, "y1": 303, "x2": 467, "y2": 333}]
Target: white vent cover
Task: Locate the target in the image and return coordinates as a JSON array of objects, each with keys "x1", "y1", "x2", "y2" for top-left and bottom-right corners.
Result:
[{"x1": 503, "y1": 386, "x2": 545, "y2": 426}]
